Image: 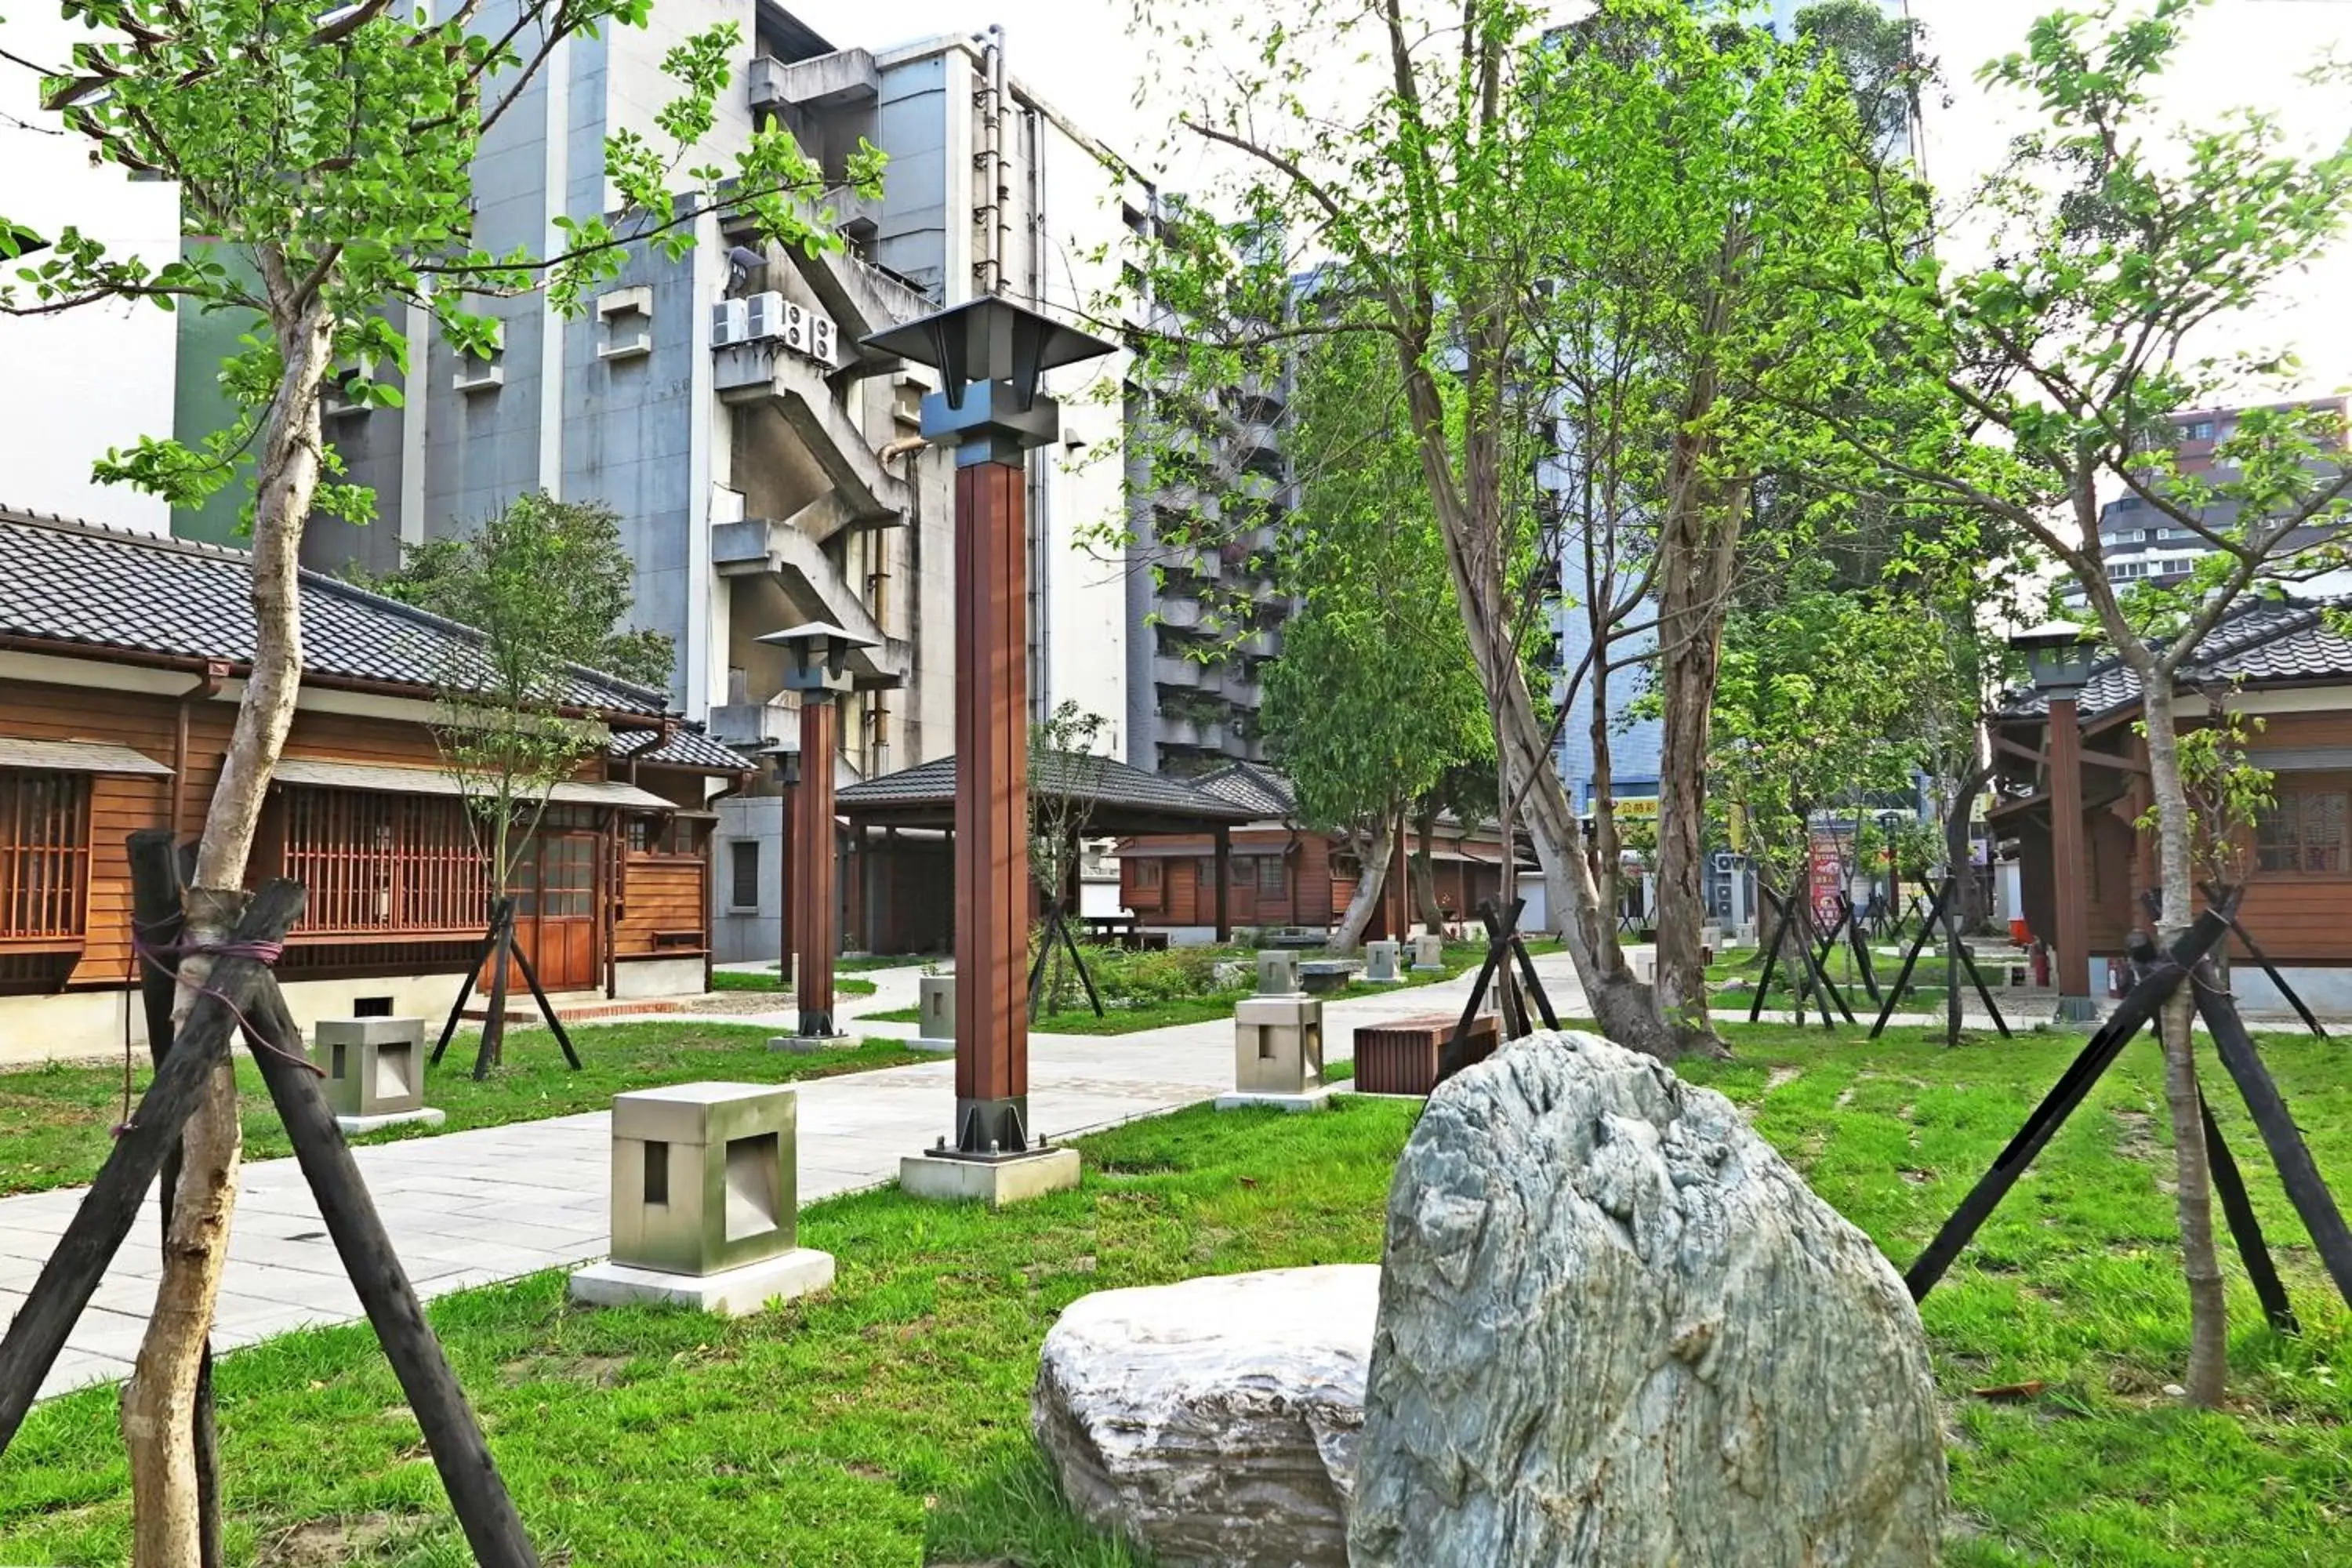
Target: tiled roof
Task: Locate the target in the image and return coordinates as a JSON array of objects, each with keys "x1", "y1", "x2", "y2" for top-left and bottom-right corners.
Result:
[
  {"x1": 1191, "y1": 760, "x2": 1298, "y2": 819},
  {"x1": 838, "y1": 751, "x2": 1258, "y2": 822},
  {"x1": 606, "y1": 725, "x2": 755, "y2": 773},
  {"x1": 0, "y1": 508, "x2": 673, "y2": 716},
  {"x1": 1999, "y1": 597, "x2": 2352, "y2": 722}
]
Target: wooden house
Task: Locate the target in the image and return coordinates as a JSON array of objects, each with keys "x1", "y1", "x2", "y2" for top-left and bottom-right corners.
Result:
[
  {"x1": 1116, "y1": 761, "x2": 1519, "y2": 939},
  {"x1": 0, "y1": 509, "x2": 750, "y2": 1063},
  {"x1": 1991, "y1": 595, "x2": 2352, "y2": 1014}
]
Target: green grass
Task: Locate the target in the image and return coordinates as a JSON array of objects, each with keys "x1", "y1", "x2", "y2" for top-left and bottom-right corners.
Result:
[
  {"x1": 6, "y1": 1022, "x2": 2343, "y2": 1565},
  {"x1": 710, "y1": 970, "x2": 877, "y2": 997},
  {"x1": 866, "y1": 940, "x2": 1501, "y2": 1034},
  {"x1": 0, "y1": 1025, "x2": 922, "y2": 1198}
]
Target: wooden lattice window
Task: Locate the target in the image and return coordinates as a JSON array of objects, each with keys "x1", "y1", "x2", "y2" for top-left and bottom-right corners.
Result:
[
  {"x1": 1256, "y1": 855, "x2": 1287, "y2": 896},
  {"x1": 1132, "y1": 858, "x2": 1162, "y2": 890},
  {"x1": 283, "y1": 788, "x2": 489, "y2": 935},
  {"x1": 0, "y1": 770, "x2": 91, "y2": 945},
  {"x1": 2256, "y1": 786, "x2": 2349, "y2": 875}
]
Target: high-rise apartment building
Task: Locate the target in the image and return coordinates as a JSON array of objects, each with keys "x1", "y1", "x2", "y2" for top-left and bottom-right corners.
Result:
[{"x1": 165, "y1": 5, "x2": 1153, "y2": 960}]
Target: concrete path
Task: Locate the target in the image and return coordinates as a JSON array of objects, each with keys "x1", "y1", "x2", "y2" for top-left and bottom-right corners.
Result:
[{"x1": 1, "y1": 952, "x2": 1587, "y2": 1402}]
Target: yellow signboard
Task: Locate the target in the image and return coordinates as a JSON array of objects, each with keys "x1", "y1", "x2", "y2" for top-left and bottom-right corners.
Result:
[{"x1": 1611, "y1": 796, "x2": 1661, "y2": 821}]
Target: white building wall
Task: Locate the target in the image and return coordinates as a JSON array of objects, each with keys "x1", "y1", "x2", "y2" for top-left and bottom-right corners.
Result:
[{"x1": 0, "y1": 8, "x2": 180, "y2": 530}]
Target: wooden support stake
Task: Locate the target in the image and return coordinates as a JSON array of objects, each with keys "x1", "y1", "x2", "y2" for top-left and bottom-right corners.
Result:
[
  {"x1": 0, "y1": 880, "x2": 307, "y2": 1456},
  {"x1": 1904, "y1": 910, "x2": 2230, "y2": 1302},
  {"x1": 1749, "y1": 883, "x2": 1790, "y2": 1025},
  {"x1": 1871, "y1": 877, "x2": 1955, "y2": 1039},
  {"x1": 2198, "y1": 881, "x2": 2327, "y2": 1040},
  {"x1": 239, "y1": 985, "x2": 541, "y2": 1566},
  {"x1": 125, "y1": 830, "x2": 223, "y2": 1568},
  {"x1": 473, "y1": 901, "x2": 514, "y2": 1081},
  {"x1": 428, "y1": 917, "x2": 501, "y2": 1069},
  {"x1": 2200, "y1": 1091, "x2": 2299, "y2": 1334},
  {"x1": 1438, "y1": 898, "x2": 1521, "y2": 1083},
  {"x1": 505, "y1": 921, "x2": 582, "y2": 1069},
  {"x1": 2192, "y1": 967, "x2": 2352, "y2": 1311}
]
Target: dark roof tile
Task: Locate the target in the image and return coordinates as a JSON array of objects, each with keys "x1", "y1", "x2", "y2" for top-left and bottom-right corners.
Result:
[{"x1": 1998, "y1": 596, "x2": 2352, "y2": 722}]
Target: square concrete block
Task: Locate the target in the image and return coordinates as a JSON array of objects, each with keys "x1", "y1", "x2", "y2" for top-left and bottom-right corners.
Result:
[
  {"x1": 609, "y1": 1083, "x2": 800, "y2": 1276},
  {"x1": 1234, "y1": 995, "x2": 1323, "y2": 1095},
  {"x1": 568, "y1": 1247, "x2": 834, "y2": 1317},
  {"x1": 314, "y1": 1018, "x2": 427, "y2": 1120},
  {"x1": 899, "y1": 1145, "x2": 1081, "y2": 1207},
  {"x1": 1255, "y1": 949, "x2": 1301, "y2": 996},
  {"x1": 1410, "y1": 934, "x2": 1446, "y2": 971},
  {"x1": 1633, "y1": 951, "x2": 1657, "y2": 985},
  {"x1": 1216, "y1": 1081, "x2": 1341, "y2": 1113},
  {"x1": 1366, "y1": 941, "x2": 1405, "y2": 984},
  {"x1": 916, "y1": 974, "x2": 956, "y2": 1051}
]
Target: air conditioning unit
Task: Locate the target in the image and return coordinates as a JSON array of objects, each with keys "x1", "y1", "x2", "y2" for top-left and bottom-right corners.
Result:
[
  {"x1": 742, "y1": 290, "x2": 786, "y2": 341},
  {"x1": 777, "y1": 299, "x2": 812, "y2": 354},
  {"x1": 710, "y1": 298, "x2": 750, "y2": 347},
  {"x1": 808, "y1": 314, "x2": 837, "y2": 364}
]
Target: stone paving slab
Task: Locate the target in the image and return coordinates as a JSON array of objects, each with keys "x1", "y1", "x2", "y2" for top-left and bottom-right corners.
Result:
[{"x1": 1, "y1": 951, "x2": 1586, "y2": 1402}]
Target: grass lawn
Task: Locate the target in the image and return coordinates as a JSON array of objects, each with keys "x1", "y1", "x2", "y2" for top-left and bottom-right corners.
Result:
[
  {"x1": 5, "y1": 1022, "x2": 2343, "y2": 1565},
  {"x1": 865, "y1": 939, "x2": 1504, "y2": 1034},
  {"x1": 0, "y1": 1025, "x2": 923, "y2": 1199},
  {"x1": 710, "y1": 970, "x2": 878, "y2": 997}
]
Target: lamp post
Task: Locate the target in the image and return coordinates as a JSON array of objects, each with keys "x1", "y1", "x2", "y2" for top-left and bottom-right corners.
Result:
[
  {"x1": 757, "y1": 622, "x2": 877, "y2": 1044},
  {"x1": 2013, "y1": 620, "x2": 2104, "y2": 1024},
  {"x1": 862, "y1": 296, "x2": 1116, "y2": 1189}
]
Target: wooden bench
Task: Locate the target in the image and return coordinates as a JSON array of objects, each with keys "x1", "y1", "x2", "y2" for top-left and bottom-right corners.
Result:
[{"x1": 1352, "y1": 1012, "x2": 1501, "y2": 1096}]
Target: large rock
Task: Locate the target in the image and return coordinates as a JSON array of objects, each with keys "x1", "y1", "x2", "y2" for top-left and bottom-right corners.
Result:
[
  {"x1": 1033, "y1": 1265, "x2": 1374, "y2": 1566},
  {"x1": 1351, "y1": 1030, "x2": 1946, "y2": 1566}
]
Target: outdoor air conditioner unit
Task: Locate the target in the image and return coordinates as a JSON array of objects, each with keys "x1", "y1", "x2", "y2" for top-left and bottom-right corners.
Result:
[
  {"x1": 743, "y1": 290, "x2": 786, "y2": 341},
  {"x1": 711, "y1": 298, "x2": 750, "y2": 347}
]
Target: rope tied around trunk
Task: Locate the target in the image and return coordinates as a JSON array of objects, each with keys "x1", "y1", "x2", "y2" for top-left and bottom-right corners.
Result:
[{"x1": 117, "y1": 919, "x2": 318, "y2": 1136}]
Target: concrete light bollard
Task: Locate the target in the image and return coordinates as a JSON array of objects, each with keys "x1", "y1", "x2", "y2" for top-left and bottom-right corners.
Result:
[
  {"x1": 1220, "y1": 951, "x2": 1334, "y2": 1112},
  {"x1": 913, "y1": 974, "x2": 956, "y2": 1054},
  {"x1": 568, "y1": 1082, "x2": 835, "y2": 1316},
  {"x1": 1365, "y1": 941, "x2": 1406, "y2": 985},
  {"x1": 1256, "y1": 949, "x2": 1301, "y2": 997},
  {"x1": 1409, "y1": 933, "x2": 1446, "y2": 972},
  {"x1": 313, "y1": 1017, "x2": 443, "y2": 1133}
]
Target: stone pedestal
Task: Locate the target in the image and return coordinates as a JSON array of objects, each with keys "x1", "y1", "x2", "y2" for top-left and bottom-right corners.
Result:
[
  {"x1": 1632, "y1": 950, "x2": 1657, "y2": 985},
  {"x1": 1365, "y1": 941, "x2": 1405, "y2": 985},
  {"x1": 568, "y1": 1081, "x2": 833, "y2": 1317},
  {"x1": 913, "y1": 974, "x2": 956, "y2": 1054},
  {"x1": 901, "y1": 1145, "x2": 1082, "y2": 1207},
  {"x1": 1219, "y1": 995, "x2": 1332, "y2": 1112},
  {"x1": 768, "y1": 1031, "x2": 855, "y2": 1054},
  {"x1": 1409, "y1": 934, "x2": 1446, "y2": 972},
  {"x1": 313, "y1": 1018, "x2": 441, "y2": 1134},
  {"x1": 1255, "y1": 949, "x2": 1301, "y2": 996}
]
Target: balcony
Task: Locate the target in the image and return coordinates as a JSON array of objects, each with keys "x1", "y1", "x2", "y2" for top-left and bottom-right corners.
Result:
[
  {"x1": 749, "y1": 48, "x2": 877, "y2": 115},
  {"x1": 1159, "y1": 713, "x2": 1227, "y2": 750},
  {"x1": 1152, "y1": 654, "x2": 1206, "y2": 690}
]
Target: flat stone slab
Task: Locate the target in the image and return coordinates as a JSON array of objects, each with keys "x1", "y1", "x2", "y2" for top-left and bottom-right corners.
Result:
[
  {"x1": 899, "y1": 1145, "x2": 1081, "y2": 1207},
  {"x1": 1215, "y1": 1083, "x2": 1342, "y2": 1113},
  {"x1": 908, "y1": 1036, "x2": 956, "y2": 1054},
  {"x1": 567, "y1": 1247, "x2": 835, "y2": 1317},
  {"x1": 332, "y1": 1107, "x2": 446, "y2": 1134},
  {"x1": 1035, "y1": 1265, "x2": 1377, "y2": 1568},
  {"x1": 768, "y1": 1033, "x2": 858, "y2": 1054}
]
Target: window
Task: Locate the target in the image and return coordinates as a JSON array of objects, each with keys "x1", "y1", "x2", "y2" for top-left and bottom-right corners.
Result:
[
  {"x1": 628, "y1": 815, "x2": 696, "y2": 855},
  {"x1": 2256, "y1": 787, "x2": 2348, "y2": 874},
  {"x1": 1133, "y1": 858, "x2": 1163, "y2": 890},
  {"x1": 1257, "y1": 855, "x2": 1287, "y2": 896},
  {"x1": 0, "y1": 770, "x2": 91, "y2": 943},
  {"x1": 1198, "y1": 858, "x2": 1219, "y2": 890},
  {"x1": 282, "y1": 788, "x2": 485, "y2": 935},
  {"x1": 730, "y1": 840, "x2": 763, "y2": 910},
  {"x1": 2182, "y1": 419, "x2": 2216, "y2": 441}
]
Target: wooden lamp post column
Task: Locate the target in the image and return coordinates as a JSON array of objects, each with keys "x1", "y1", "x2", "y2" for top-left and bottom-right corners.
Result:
[
  {"x1": 864, "y1": 296, "x2": 1116, "y2": 1164},
  {"x1": 757, "y1": 622, "x2": 879, "y2": 1044},
  {"x1": 2014, "y1": 622, "x2": 2104, "y2": 1025}
]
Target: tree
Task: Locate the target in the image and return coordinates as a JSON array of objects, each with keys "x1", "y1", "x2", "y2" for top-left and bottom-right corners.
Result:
[
  {"x1": 1258, "y1": 324, "x2": 1490, "y2": 952},
  {"x1": 1131, "y1": 0, "x2": 1915, "y2": 1057},
  {"x1": 1029, "y1": 701, "x2": 1109, "y2": 1014},
  {"x1": 369, "y1": 492, "x2": 671, "y2": 1073},
  {"x1": 1814, "y1": 0, "x2": 2352, "y2": 1403},
  {"x1": 1, "y1": 3, "x2": 864, "y2": 1554}
]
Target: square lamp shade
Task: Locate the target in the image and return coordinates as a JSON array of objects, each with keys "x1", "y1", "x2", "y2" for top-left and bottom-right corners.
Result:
[
  {"x1": 758, "y1": 620, "x2": 877, "y2": 695},
  {"x1": 861, "y1": 296, "x2": 1117, "y2": 410},
  {"x1": 2010, "y1": 620, "x2": 2103, "y2": 697}
]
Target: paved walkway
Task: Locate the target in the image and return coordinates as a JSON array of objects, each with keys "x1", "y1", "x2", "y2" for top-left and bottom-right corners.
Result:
[{"x1": 2, "y1": 953, "x2": 1586, "y2": 1401}]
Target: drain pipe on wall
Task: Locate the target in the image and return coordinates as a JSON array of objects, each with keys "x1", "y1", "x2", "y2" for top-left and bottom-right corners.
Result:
[
  {"x1": 978, "y1": 25, "x2": 1009, "y2": 296},
  {"x1": 1025, "y1": 95, "x2": 1052, "y2": 720}
]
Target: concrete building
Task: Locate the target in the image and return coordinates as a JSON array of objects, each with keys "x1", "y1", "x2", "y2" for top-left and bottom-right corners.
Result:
[
  {"x1": 167, "y1": 5, "x2": 1152, "y2": 964},
  {"x1": 2060, "y1": 397, "x2": 2352, "y2": 606},
  {"x1": 1122, "y1": 241, "x2": 1300, "y2": 775},
  {"x1": 0, "y1": 5, "x2": 180, "y2": 532}
]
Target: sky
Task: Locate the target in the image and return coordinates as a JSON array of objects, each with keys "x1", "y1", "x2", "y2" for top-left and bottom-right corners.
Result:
[{"x1": 796, "y1": 0, "x2": 2352, "y2": 401}]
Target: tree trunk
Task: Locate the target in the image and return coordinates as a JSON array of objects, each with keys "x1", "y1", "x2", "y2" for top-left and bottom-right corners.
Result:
[
  {"x1": 1410, "y1": 800, "x2": 1446, "y2": 931},
  {"x1": 2136, "y1": 670, "x2": 2229, "y2": 1406},
  {"x1": 1652, "y1": 463, "x2": 1746, "y2": 1054},
  {"x1": 1395, "y1": 359, "x2": 1679, "y2": 1060},
  {"x1": 124, "y1": 274, "x2": 332, "y2": 1568},
  {"x1": 1332, "y1": 819, "x2": 1392, "y2": 952}
]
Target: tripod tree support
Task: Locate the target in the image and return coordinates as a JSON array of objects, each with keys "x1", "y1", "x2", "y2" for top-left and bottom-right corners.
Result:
[
  {"x1": 426, "y1": 898, "x2": 581, "y2": 1080},
  {"x1": 124, "y1": 830, "x2": 225, "y2": 1568},
  {"x1": 2199, "y1": 1091, "x2": 2299, "y2": 1334},
  {"x1": 1759, "y1": 884, "x2": 1851, "y2": 1028},
  {"x1": 1025, "y1": 906, "x2": 1105, "y2": 1020},
  {"x1": 1439, "y1": 898, "x2": 1554, "y2": 1082},
  {"x1": 2197, "y1": 881, "x2": 2328, "y2": 1040},
  {"x1": 1904, "y1": 909, "x2": 2231, "y2": 1302}
]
